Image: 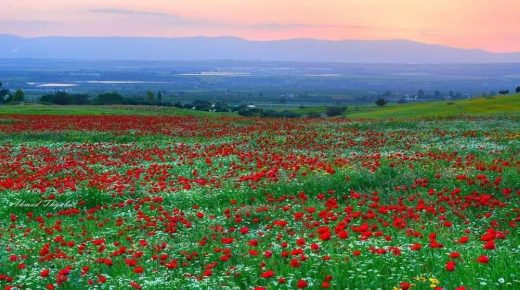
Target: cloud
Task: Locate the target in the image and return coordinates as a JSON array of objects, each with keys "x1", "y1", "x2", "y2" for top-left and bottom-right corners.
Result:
[
  {"x1": 89, "y1": 8, "x2": 181, "y2": 19},
  {"x1": 88, "y1": 8, "x2": 220, "y2": 27},
  {"x1": 242, "y1": 22, "x2": 371, "y2": 30},
  {"x1": 87, "y1": 8, "x2": 371, "y2": 31},
  {"x1": 0, "y1": 20, "x2": 57, "y2": 29}
]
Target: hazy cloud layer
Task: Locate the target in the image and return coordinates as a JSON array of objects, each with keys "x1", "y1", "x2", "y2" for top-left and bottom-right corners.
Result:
[
  {"x1": 89, "y1": 8, "x2": 182, "y2": 19},
  {"x1": 88, "y1": 8, "x2": 371, "y2": 31},
  {"x1": 0, "y1": 20, "x2": 57, "y2": 29}
]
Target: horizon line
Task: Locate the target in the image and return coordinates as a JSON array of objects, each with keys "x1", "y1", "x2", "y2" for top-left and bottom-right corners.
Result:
[{"x1": 3, "y1": 33, "x2": 519, "y2": 54}]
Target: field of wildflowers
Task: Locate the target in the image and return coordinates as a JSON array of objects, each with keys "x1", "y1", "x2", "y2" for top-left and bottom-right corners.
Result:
[{"x1": 0, "y1": 114, "x2": 518, "y2": 289}]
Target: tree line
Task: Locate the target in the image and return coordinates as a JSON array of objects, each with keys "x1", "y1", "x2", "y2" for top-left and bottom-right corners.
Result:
[
  {"x1": 0, "y1": 82, "x2": 25, "y2": 104},
  {"x1": 1, "y1": 82, "x2": 519, "y2": 119}
]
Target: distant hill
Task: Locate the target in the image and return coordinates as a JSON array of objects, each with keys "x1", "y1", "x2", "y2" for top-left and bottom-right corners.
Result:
[
  {"x1": 347, "y1": 94, "x2": 520, "y2": 118},
  {"x1": 1, "y1": 34, "x2": 520, "y2": 63}
]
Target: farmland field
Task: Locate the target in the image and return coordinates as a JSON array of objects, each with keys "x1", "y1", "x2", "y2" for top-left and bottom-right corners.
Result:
[{"x1": 0, "y1": 112, "x2": 519, "y2": 289}]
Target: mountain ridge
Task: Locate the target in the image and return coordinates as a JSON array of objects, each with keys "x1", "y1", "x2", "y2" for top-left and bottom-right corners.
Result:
[{"x1": 1, "y1": 34, "x2": 519, "y2": 63}]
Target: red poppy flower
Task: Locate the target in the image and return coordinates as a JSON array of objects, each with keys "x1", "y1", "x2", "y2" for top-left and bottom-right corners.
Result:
[
  {"x1": 297, "y1": 279, "x2": 308, "y2": 288},
  {"x1": 458, "y1": 236, "x2": 469, "y2": 244},
  {"x1": 40, "y1": 269, "x2": 50, "y2": 278},
  {"x1": 322, "y1": 281, "x2": 331, "y2": 288},
  {"x1": 290, "y1": 258, "x2": 301, "y2": 268},
  {"x1": 483, "y1": 240, "x2": 496, "y2": 250},
  {"x1": 450, "y1": 252, "x2": 461, "y2": 259},
  {"x1": 446, "y1": 261, "x2": 456, "y2": 271},
  {"x1": 261, "y1": 270, "x2": 275, "y2": 278},
  {"x1": 410, "y1": 243, "x2": 422, "y2": 251},
  {"x1": 477, "y1": 255, "x2": 489, "y2": 264},
  {"x1": 400, "y1": 282, "x2": 411, "y2": 290},
  {"x1": 130, "y1": 281, "x2": 142, "y2": 289},
  {"x1": 133, "y1": 266, "x2": 144, "y2": 274},
  {"x1": 221, "y1": 237, "x2": 234, "y2": 244}
]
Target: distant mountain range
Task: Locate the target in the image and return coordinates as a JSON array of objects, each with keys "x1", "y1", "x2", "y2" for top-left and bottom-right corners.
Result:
[{"x1": 1, "y1": 34, "x2": 520, "y2": 63}]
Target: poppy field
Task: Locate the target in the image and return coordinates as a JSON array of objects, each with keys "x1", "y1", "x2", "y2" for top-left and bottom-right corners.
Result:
[{"x1": 0, "y1": 114, "x2": 519, "y2": 290}]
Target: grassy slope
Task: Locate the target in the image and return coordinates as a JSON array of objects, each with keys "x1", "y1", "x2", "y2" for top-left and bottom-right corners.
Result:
[
  {"x1": 0, "y1": 104, "x2": 234, "y2": 117},
  {"x1": 0, "y1": 95, "x2": 518, "y2": 119},
  {"x1": 261, "y1": 95, "x2": 520, "y2": 118},
  {"x1": 347, "y1": 95, "x2": 520, "y2": 118}
]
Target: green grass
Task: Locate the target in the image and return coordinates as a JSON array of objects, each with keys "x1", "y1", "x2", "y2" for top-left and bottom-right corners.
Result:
[
  {"x1": 1, "y1": 95, "x2": 519, "y2": 119},
  {"x1": 346, "y1": 95, "x2": 520, "y2": 118},
  {"x1": 251, "y1": 95, "x2": 520, "y2": 119},
  {"x1": 0, "y1": 116, "x2": 518, "y2": 289},
  {"x1": 0, "y1": 103, "x2": 235, "y2": 117}
]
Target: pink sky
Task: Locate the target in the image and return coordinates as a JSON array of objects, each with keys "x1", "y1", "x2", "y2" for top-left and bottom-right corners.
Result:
[{"x1": 1, "y1": 0, "x2": 519, "y2": 52}]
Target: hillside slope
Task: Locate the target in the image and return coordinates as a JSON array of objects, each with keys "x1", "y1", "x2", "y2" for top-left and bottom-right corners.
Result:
[{"x1": 347, "y1": 95, "x2": 520, "y2": 118}]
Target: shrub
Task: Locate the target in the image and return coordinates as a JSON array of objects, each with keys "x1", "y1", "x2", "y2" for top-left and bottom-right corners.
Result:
[
  {"x1": 375, "y1": 98, "x2": 389, "y2": 106},
  {"x1": 94, "y1": 92, "x2": 124, "y2": 105},
  {"x1": 326, "y1": 106, "x2": 347, "y2": 117},
  {"x1": 40, "y1": 92, "x2": 91, "y2": 105}
]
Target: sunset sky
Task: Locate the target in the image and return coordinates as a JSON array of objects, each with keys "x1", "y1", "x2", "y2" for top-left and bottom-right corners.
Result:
[{"x1": 1, "y1": 0, "x2": 519, "y2": 52}]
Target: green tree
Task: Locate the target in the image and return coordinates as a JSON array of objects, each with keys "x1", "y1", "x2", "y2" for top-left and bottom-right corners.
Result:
[
  {"x1": 213, "y1": 102, "x2": 230, "y2": 112},
  {"x1": 375, "y1": 98, "x2": 389, "y2": 106},
  {"x1": 156, "y1": 92, "x2": 163, "y2": 105},
  {"x1": 448, "y1": 91, "x2": 455, "y2": 99},
  {"x1": 191, "y1": 100, "x2": 212, "y2": 111},
  {"x1": 146, "y1": 91, "x2": 155, "y2": 105},
  {"x1": 41, "y1": 92, "x2": 70, "y2": 105},
  {"x1": 326, "y1": 106, "x2": 347, "y2": 117},
  {"x1": 11, "y1": 89, "x2": 25, "y2": 103},
  {"x1": 515, "y1": 86, "x2": 520, "y2": 93},
  {"x1": 417, "y1": 89, "x2": 425, "y2": 99},
  {"x1": 95, "y1": 92, "x2": 124, "y2": 105},
  {"x1": 0, "y1": 82, "x2": 11, "y2": 103},
  {"x1": 40, "y1": 92, "x2": 90, "y2": 105},
  {"x1": 237, "y1": 108, "x2": 254, "y2": 117}
]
